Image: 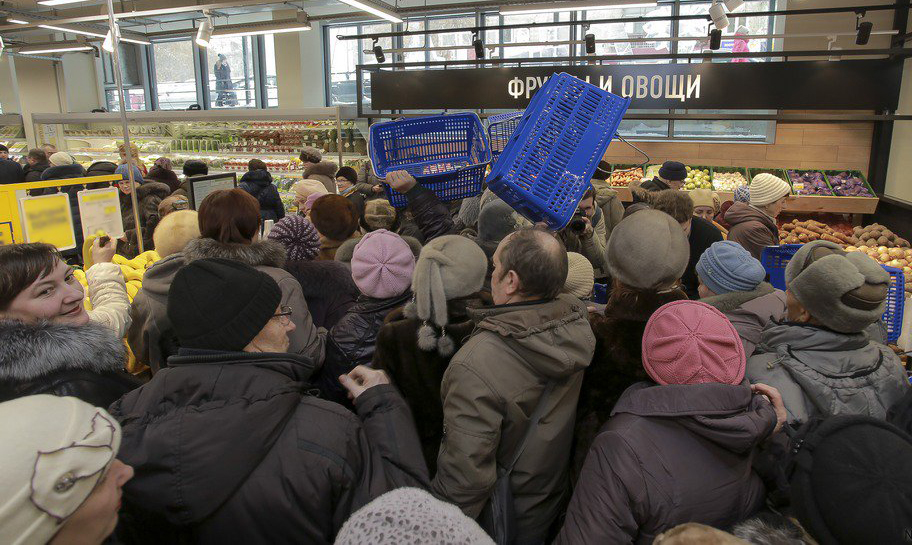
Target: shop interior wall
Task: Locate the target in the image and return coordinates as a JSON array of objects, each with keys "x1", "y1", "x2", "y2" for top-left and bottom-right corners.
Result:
[
  {"x1": 885, "y1": 14, "x2": 912, "y2": 205},
  {"x1": 14, "y1": 57, "x2": 65, "y2": 146}
]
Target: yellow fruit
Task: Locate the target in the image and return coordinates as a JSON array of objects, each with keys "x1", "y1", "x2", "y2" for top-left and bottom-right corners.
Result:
[{"x1": 112, "y1": 254, "x2": 129, "y2": 265}]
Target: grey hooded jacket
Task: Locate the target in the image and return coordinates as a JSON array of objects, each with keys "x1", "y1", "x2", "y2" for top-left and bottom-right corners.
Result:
[
  {"x1": 746, "y1": 323, "x2": 909, "y2": 427},
  {"x1": 700, "y1": 282, "x2": 787, "y2": 356}
]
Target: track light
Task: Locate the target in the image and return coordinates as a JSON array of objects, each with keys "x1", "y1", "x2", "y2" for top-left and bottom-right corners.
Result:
[
  {"x1": 102, "y1": 25, "x2": 118, "y2": 53},
  {"x1": 709, "y1": 28, "x2": 722, "y2": 50},
  {"x1": 709, "y1": 1, "x2": 729, "y2": 31},
  {"x1": 473, "y1": 33, "x2": 484, "y2": 59},
  {"x1": 373, "y1": 39, "x2": 385, "y2": 63},
  {"x1": 196, "y1": 15, "x2": 213, "y2": 48},
  {"x1": 585, "y1": 33, "x2": 596, "y2": 54},
  {"x1": 723, "y1": 0, "x2": 743, "y2": 11},
  {"x1": 856, "y1": 12, "x2": 872, "y2": 46}
]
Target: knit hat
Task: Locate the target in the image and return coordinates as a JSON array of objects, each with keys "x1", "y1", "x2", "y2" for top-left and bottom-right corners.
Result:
[
  {"x1": 335, "y1": 487, "x2": 493, "y2": 545},
  {"x1": 336, "y1": 166, "x2": 358, "y2": 185},
  {"x1": 49, "y1": 152, "x2": 75, "y2": 167},
  {"x1": 167, "y1": 258, "x2": 282, "y2": 351},
  {"x1": 310, "y1": 194, "x2": 359, "y2": 241},
  {"x1": 659, "y1": 161, "x2": 687, "y2": 181},
  {"x1": 789, "y1": 415, "x2": 912, "y2": 545},
  {"x1": 293, "y1": 179, "x2": 329, "y2": 200},
  {"x1": 749, "y1": 173, "x2": 791, "y2": 207},
  {"x1": 642, "y1": 300, "x2": 746, "y2": 385},
  {"x1": 785, "y1": 240, "x2": 890, "y2": 333},
  {"x1": 696, "y1": 240, "x2": 767, "y2": 295},
  {"x1": 690, "y1": 188, "x2": 721, "y2": 213},
  {"x1": 733, "y1": 185, "x2": 751, "y2": 203},
  {"x1": 363, "y1": 199, "x2": 397, "y2": 231},
  {"x1": 299, "y1": 147, "x2": 323, "y2": 164},
  {"x1": 564, "y1": 252, "x2": 594, "y2": 299},
  {"x1": 351, "y1": 229, "x2": 415, "y2": 299},
  {"x1": 404, "y1": 235, "x2": 487, "y2": 356},
  {"x1": 268, "y1": 215, "x2": 321, "y2": 261},
  {"x1": 457, "y1": 195, "x2": 482, "y2": 229},
  {"x1": 303, "y1": 192, "x2": 322, "y2": 214},
  {"x1": 478, "y1": 198, "x2": 528, "y2": 243},
  {"x1": 607, "y1": 210, "x2": 689, "y2": 290},
  {"x1": 0, "y1": 395, "x2": 122, "y2": 545},
  {"x1": 154, "y1": 156, "x2": 173, "y2": 171},
  {"x1": 152, "y1": 210, "x2": 200, "y2": 258}
]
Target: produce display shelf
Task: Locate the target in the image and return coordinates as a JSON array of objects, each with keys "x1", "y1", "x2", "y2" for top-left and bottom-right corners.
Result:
[{"x1": 613, "y1": 187, "x2": 878, "y2": 215}]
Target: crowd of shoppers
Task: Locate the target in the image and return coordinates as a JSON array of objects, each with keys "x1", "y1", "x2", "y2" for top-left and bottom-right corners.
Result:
[{"x1": 1, "y1": 152, "x2": 910, "y2": 545}]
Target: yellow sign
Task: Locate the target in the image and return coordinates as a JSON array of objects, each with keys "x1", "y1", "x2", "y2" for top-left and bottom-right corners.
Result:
[
  {"x1": 19, "y1": 193, "x2": 76, "y2": 250},
  {"x1": 0, "y1": 222, "x2": 12, "y2": 245},
  {"x1": 78, "y1": 187, "x2": 124, "y2": 239}
]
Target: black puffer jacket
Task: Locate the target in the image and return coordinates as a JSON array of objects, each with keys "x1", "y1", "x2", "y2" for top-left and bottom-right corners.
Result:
[
  {"x1": 402, "y1": 184, "x2": 458, "y2": 241},
  {"x1": 239, "y1": 169, "x2": 286, "y2": 222},
  {"x1": 0, "y1": 319, "x2": 141, "y2": 408},
  {"x1": 319, "y1": 292, "x2": 411, "y2": 405},
  {"x1": 118, "y1": 181, "x2": 171, "y2": 258},
  {"x1": 22, "y1": 161, "x2": 50, "y2": 183},
  {"x1": 283, "y1": 259, "x2": 360, "y2": 329},
  {"x1": 111, "y1": 349, "x2": 428, "y2": 544}
]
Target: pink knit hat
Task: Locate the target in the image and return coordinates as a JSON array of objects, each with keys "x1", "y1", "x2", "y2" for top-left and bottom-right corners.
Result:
[
  {"x1": 641, "y1": 300, "x2": 746, "y2": 386},
  {"x1": 303, "y1": 192, "x2": 323, "y2": 213},
  {"x1": 351, "y1": 229, "x2": 415, "y2": 299}
]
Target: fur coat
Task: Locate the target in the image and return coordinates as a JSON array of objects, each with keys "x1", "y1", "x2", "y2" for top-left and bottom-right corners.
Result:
[
  {"x1": 302, "y1": 160, "x2": 338, "y2": 195},
  {"x1": 0, "y1": 319, "x2": 141, "y2": 408}
]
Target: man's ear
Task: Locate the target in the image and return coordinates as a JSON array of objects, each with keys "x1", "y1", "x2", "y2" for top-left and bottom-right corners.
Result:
[{"x1": 504, "y1": 269, "x2": 521, "y2": 297}]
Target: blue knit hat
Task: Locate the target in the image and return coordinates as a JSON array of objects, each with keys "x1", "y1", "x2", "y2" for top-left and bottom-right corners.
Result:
[
  {"x1": 733, "y1": 185, "x2": 751, "y2": 203},
  {"x1": 696, "y1": 241, "x2": 767, "y2": 295}
]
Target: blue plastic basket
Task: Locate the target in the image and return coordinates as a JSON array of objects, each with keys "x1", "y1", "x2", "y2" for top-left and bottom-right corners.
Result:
[
  {"x1": 761, "y1": 244, "x2": 905, "y2": 343},
  {"x1": 487, "y1": 111, "x2": 524, "y2": 165},
  {"x1": 592, "y1": 283, "x2": 608, "y2": 304},
  {"x1": 485, "y1": 72, "x2": 631, "y2": 229},
  {"x1": 368, "y1": 113, "x2": 491, "y2": 207}
]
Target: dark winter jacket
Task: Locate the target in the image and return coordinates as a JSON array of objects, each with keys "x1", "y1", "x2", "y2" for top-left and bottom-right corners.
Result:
[
  {"x1": 22, "y1": 161, "x2": 50, "y2": 183},
  {"x1": 0, "y1": 158, "x2": 23, "y2": 184},
  {"x1": 557, "y1": 382, "x2": 777, "y2": 544},
  {"x1": 85, "y1": 160, "x2": 117, "y2": 177},
  {"x1": 41, "y1": 163, "x2": 88, "y2": 252},
  {"x1": 182, "y1": 238, "x2": 326, "y2": 365},
  {"x1": 638, "y1": 176, "x2": 672, "y2": 192},
  {"x1": 118, "y1": 181, "x2": 171, "y2": 258},
  {"x1": 683, "y1": 216, "x2": 725, "y2": 299},
  {"x1": 144, "y1": 165, "x2": 181, "y2": 193},
  {"x1": 110, "y1": 349, "x2": 429, "y2": 544},
  {"x1": 41, "y1": 162, "x2": 86, "y2": 182},
  {"x1": 284, "y1": 259, "x2": 360, "y2": 329},
  {"x1": 239, "y1": 169, "x2": 286, "y2": 222},
  {"x1": 373, "y1": 294, "x2": 492, "y2": 475},
  {"x1": 319, "y1": 292, "x2": 411, "y2": 405},
  {"x1": 700, "y1": 282, "x2": 787, "y2": 356},
  {"x1": 127, "y1": 253, "x2": 185, "y2": 374},
  {"x1": 574, "y1": 287, "x2": 689, "y2": 479},
  {"x1": 302, "y1": 160, "x2": 339, "y2": 194},
  {"x1": 0, "y1": 320, "x2": 141, "y2": 408},
  {"x1": 724, "y1": 202, "x2": 780, "y2": 260},
  {"x1": 403, "y1": 184, "x2": 458, "y2": 241}
]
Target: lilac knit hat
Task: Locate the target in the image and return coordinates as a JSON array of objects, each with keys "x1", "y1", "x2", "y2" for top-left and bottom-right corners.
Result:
[
  {"x1": 642, "y1": 300, "x2": 746, "y2": 386},
  {"x1": 303, "y1": 192, "x2": 323, "y2": 213},
  {"x1": 267, "y1": 215, "x2": 321, "y2": 261},
  {"x1": 351, "y1": 229, "x2": 415, "y2": 299}
]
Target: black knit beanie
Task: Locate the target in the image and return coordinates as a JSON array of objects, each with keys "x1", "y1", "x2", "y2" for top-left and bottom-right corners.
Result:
[
  {"x1": 167, "y1": 257, "x2": 282, "y2": 352},
  {"x1": 658, "y1": 161, "x2": 687, "y2": 181},
  {"x1": 789, "y1": 415, "x2": 912, "y2": 545}
]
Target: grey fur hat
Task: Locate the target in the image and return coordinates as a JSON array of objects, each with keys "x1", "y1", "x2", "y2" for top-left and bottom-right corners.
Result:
[
  {"x1": 785, "y1": 240, "x2": 890, "y2": 333},
  {"x1": 403, "y1": 235, "x2": 487, "y2": 356},
  {"x1": 607, "y1": 210, "x2": 689, "y2": 290}
]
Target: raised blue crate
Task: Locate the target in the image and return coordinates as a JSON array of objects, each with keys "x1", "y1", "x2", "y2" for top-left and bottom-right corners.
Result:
[
  {"x1": 485, "y1": 72, "x2": 630, "y2": 229},
  {"x1": 369, "y1": 113, "x2": 491, "y2": 207},
  {"x1": 761, "y1": 244, "x2": 905, "y2": 343},
  {"x1": 487, "y1": 111, "x2": 524, "y2": 165},
  {"x1": 592, "y1": 283, "x2": 608, "y2": 304}
]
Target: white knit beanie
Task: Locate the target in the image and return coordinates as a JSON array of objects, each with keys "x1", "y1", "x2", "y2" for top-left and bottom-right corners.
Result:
[
  {"x1": 293, "y1": 179, "x2": 329, "y2": 200},
  {"x1": 404, "y1": 235, "x2": 487, "y2": 356},
  {"x1": 749, "y1": 173, "x2": 791, "y2": 207},
  {"x1": 0, "y1": 395, "x2": 122, "y2": 545},
  {"x1": 153, "y1": 210, "x2": 200, "y2": 258},
  {"x1": 335, "y1": 487, "x2": 494, "y2": 545},
  {"x1": 563, "y1": 252, "x2": 594, "y2": 299}
]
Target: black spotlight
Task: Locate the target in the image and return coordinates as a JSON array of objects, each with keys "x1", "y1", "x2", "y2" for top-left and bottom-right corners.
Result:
[
  {"x1": 473, "y1": 34, "x2": 484, "y2": 59},
  {"x1": 372, "y1": 39, "x2": 385, "y2": 63},
  {"x1": 709, "y1": 28, "x2": 722, "y2": 51},
  {"x1": 856, "y1": 21, "x2": 873, "y2": 46},
  {"x1": 585, "y1": 33, "x2": 596, "y2": 54}
]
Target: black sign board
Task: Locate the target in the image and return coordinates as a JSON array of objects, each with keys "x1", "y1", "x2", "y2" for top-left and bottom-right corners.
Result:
[{"x1": 371, "y1": 59, "x2": 901, "y2": 111}]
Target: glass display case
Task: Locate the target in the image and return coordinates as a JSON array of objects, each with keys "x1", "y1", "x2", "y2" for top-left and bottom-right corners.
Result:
[
  {"x1": 31, "y1": 108, "x2": 370, "y2": 188},
  {"x1": 0, "y1": 114, "x2": 28, "y2": 158}
]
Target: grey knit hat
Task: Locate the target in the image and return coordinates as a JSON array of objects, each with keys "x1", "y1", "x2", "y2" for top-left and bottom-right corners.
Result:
[
  {"x1": 403, "y1": 235, "x2": 487, "y2": 356},
  {"x1": 334, "y1": 487, "x2": 493, "y2": 545},
  {"x1": 478, "y1": 198, "x2": 529, "y2": 244},
  {"x1": 785, "y1": 240, "x2": 890, "y2": 333},
  {"x1": 607, "y1": 210, "x2": 689, "y2": 290}
]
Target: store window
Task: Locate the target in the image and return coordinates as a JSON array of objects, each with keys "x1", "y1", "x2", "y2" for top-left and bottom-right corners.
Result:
[
  {"x1": 677, "y1": 0, "x2": 775, "y2": 60},
  {"x1": 329, "y1": 25, "x2": 360, "y2": 105},
  {"x1": 264, "y1": 35, "x2": 279, "y2": 107},
  {"x1": 582, "y1": 5, "x2": 672, "y2": 62},
  {"x1": 501, "y1": 13, "x2": 571, "y2": 60},
  {"x1": 105, "y1": 89, "x2": 147, "y2": 111},
  {"x1": 152, "y1": 39, "x2": 198, "y2": 110},
  {"x1": 102, "y1": 44, "x2": 148, "y2": 111},
  {"x1": 206, "y1": 36, "x2": 257, "y2": 108}
]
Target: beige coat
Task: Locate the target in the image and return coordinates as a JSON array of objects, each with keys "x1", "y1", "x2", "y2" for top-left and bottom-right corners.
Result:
[
  {"x1": 86, "y1": 262, "x2": 132, "y2": 338},
  {"x1": 431, "y1": 295, "x2": 596, "y2": 542}
]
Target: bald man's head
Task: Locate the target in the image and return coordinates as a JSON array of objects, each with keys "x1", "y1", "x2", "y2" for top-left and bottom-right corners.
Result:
[{"x1": 493, "y1": 227, "x2": 569, "y2": 302}]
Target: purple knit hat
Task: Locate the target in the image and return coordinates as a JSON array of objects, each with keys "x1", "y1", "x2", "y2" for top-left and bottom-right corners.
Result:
[
  {"x1": 267, "y1": 215, "x2": 321, "y2": 261},
  {"x1": 351, "y1": 229, "x2": 415, "y2": 299},
  {"x1": 303, "y1": 192, "x2": 323, "y2": 213}
]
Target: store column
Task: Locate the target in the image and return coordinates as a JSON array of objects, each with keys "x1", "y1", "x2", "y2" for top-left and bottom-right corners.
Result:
[{"x1": 272, "y1": 9, "x2": 326, "y2": 108}]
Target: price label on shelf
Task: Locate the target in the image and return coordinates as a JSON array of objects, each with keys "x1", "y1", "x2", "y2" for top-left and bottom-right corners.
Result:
[{"x1": 78, "y1": 187, "x2": 124, "y2": 239}]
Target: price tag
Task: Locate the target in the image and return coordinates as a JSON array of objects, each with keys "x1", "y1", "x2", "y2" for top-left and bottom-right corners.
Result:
[
  {"x1": 19, "y1": 193, "x2": 76, "y2": 250},
  {"x1": 77, "y1": 187, "x2": 124, "y2": 239}
]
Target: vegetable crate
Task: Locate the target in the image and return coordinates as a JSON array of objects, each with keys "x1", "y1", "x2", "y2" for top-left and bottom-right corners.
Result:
[
  {"x1": 761, "y1": 245, "x2": 905, "y2": 343},
  {"x1": 823, "y1": 170, "x2": 877, "y2": 198},
  {"x1": 486, "y1": 72, "x2": 631, "y2": 229},
  {"x1": 369, "y1": 113, "x2": 491, "y2": 208},
  {"x1": 487, "y1": 111, "x2": 524, "y2": 165},
  {"x1": 784, "y1": 169, "x2": 832, "y2": 196}
]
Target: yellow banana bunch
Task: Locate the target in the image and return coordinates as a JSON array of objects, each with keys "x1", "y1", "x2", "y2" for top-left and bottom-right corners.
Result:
[
  {"x1": 116, "y1": 250, "x2": 161, "y2": 303},
  {"x1": 82, "y1": 230, "x2": 110, "y2": 270},
  {"x1": 72, "y1": 268, "x2": 92, "y2": 311}
]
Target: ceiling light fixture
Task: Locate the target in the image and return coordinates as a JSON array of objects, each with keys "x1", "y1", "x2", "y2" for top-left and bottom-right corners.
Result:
[
  {"x1": 473, "y1": 32, "x2": 484, "y2": 59},
  {"x1": 37, "y1": 0, "x2": 88, "y2": 6},
  {"x1": 373, "y1": 39, "x2": 385, "y2": 63},
  {"x1": 195, "y1": 14, "x2": 213, "y2": 47},
  {"x1": 501, "y1": 0, "x2": 655, "y2": 15},
  {"x1": 856, "y1": 11, "x2": 873, "y2": 46},
  {"x1": 102, "y1": 25, "x2": 118, "y2": 53},
  {"x1": 584, "y1": 24, "x2": 596, "y2": 54},
  {"x1": 337, "y1": 0, "x2": 402, "y2": 24},
  {"x1": 18, "y1": 43, "x2": 93, "y2": 54},
  {"x1": 38, "y1": 23, "x2": 150, "y2": 45},
  {"x1": 709, "y1": 0, "x2": 729, "y2": 31},
  {"x1": 7, "y1": 18, "x2": 29, "y2": 25},
  {"x1": 723, "y1": 0, "x2": 744, "y2": 11},
  {"x1": 709, "y1": 28, "x2": 722, "y2": 50}
]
